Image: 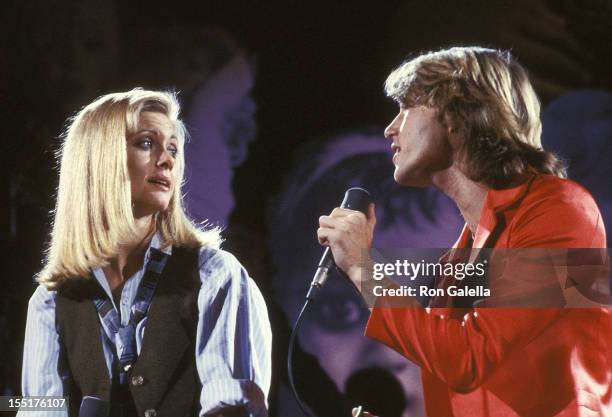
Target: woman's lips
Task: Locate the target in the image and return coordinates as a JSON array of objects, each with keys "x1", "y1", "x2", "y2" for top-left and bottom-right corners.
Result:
[{"x1": 147, "y1": 177, "x2": 171, "y2": 190}]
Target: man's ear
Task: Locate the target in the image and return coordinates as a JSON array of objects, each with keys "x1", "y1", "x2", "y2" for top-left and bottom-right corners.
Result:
[
  {"x1": 446, "y1": 120, "x2": 463, "y2": 151},
  {"x1": 448, "y1": 128, "x2": 462, "y2": 148}
]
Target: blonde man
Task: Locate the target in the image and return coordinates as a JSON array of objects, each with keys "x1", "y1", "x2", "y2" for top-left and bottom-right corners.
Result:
[
  {"x1": 20, "y1": 89, "x2": 271, "y2": 417},
  {"x1": 318, "y1": 47, "x2": 611, "y2": 416}
]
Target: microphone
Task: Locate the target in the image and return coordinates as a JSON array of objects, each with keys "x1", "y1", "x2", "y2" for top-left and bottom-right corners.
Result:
[{"x1": 307, "y1": 187, "x2": 372, "y2": 300}]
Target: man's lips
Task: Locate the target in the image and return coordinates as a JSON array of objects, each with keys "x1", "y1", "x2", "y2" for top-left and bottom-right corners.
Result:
[{"x1": 391, "y1": 144, "x2": 401, "y2": 163}]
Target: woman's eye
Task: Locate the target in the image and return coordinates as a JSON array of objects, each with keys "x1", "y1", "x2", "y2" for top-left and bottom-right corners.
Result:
[
  {"x1": 168, "y1": 146, "x2": 178, "y2": 158},
  {"x1": 137, "y1": 138, "x2": 153, "y2": 149}
]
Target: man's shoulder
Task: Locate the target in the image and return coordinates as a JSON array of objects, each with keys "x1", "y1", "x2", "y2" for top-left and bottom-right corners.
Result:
[
  {"x1": 523, "y1": 174, "x2": 599, "y2": 211},
  {"x1": 508, "y1": 175, "x2": 606, "y2": 248},
  {"x1": 529, "y1": 174, "x2": 592, "y2": 197}
]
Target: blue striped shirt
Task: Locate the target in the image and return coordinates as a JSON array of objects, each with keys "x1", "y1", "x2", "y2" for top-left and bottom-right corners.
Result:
[{"x1": 20, "y1": 235, "x2": 272, "y2": 417}]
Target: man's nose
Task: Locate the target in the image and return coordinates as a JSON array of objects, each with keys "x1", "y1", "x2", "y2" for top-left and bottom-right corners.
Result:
[{"x1": 384, "y1": 115, "x2": 400, "y2": 140}]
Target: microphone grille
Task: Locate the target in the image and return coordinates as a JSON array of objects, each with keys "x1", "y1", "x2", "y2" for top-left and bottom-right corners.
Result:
[{"x1": 340, "y1": 187, "x2": 372, "y2": 214}]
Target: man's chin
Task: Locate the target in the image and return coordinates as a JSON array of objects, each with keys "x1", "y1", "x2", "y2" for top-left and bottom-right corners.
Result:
[{"x1": 394, "y1": 171, "x2": 431, "y2": 188}]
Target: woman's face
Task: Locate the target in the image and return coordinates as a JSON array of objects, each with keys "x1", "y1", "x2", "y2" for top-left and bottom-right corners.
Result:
[{"x1": 126, "y1": 111, "x2": 179, "y2": 218}]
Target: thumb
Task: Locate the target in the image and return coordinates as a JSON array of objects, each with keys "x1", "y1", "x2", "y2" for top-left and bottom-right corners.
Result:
[{"x1": 367, "y1": 202, "x2": 377, "y2": 226}]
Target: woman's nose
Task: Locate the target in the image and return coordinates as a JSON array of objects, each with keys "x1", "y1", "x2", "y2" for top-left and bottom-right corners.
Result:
[{"x1": 156, "y1": 148, "x2": 175, "y2": 170}]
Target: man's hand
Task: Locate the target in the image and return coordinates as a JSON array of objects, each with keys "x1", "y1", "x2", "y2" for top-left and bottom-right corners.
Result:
[{"x1": 317, "y1": 203, "x2": 376, "y2": 290}]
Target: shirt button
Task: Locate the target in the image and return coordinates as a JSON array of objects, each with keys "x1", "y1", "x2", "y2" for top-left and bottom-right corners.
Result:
[
  {"x1": 144, "y1": 409, "x2": 157, "y2": 417},
  {"x1": 131, "y1": 375, "x2": 144, "y2": 386}
]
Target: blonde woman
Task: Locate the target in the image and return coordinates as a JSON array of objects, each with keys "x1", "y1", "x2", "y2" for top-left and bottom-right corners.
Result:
[{"x1": 19, "y1": 89, "x2": 271, "y2": 417}]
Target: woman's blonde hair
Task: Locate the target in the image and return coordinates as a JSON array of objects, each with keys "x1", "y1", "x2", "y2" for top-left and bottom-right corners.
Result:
[
  {"x1": 385, "y1": 47, "x2": 566, "y2": 188},
  {"x1": 38, "y1": 88, "x2": 221, "y2": 288}
]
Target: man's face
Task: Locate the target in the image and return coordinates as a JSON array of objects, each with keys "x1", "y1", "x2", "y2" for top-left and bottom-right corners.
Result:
[{"x1": 384, "y1": 106, "x2": 453, "y2": 187}]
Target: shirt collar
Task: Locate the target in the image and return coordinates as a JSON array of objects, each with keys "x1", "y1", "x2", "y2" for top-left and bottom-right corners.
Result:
[
  {"x1": 453, "y1": 175, "x2": 537, "y2": 249},
  {"x1": 92, "y1": 231, "x2": 172, "y2": 291},
  {"x1": 147, "y1": 232, "x2": 172, "y2": 260},
  {"x1": 484, "y1": 175, "x2": 536, "y2": 213}
]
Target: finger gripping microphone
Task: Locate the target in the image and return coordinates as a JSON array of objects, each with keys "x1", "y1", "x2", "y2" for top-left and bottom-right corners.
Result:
[{"x1": 307, "y1": 187, "x2": 372, "y2": 300}]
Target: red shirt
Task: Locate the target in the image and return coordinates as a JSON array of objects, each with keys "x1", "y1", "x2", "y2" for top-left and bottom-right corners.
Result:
[{"x1": 365, "y1": 175, "x2": 611, "y2": 416}]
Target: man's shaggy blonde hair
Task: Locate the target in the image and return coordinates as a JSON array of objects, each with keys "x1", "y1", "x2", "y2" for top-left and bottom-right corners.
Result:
[{"x1": 385, "y1": 47, "x2": 566, "y2": 188}]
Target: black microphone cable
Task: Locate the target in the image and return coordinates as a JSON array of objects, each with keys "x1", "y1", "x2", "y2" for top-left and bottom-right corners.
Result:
[
  {"x1": 287, "y1": 188, "x2": 372, "y2": 417},
  {"x1": 287, "y1": 296, "x2": 317, "y2": 417}
]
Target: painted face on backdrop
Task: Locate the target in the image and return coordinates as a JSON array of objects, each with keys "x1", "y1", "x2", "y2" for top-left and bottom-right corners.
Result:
[
  {"x1": 269, "y1": 132, "x2": 464, "y2": 417},
  {"x1": 384, "y1": 106, "x2": 453, "y2": 187},
  {"x1": 127, "y1": 111, "x2": 179, "y2": 217},
  {"x1": 541, "y1": 90, "x2": 612, "y2": 248},
  {"x1": 184, "y1": 53, "x2": 255, "y2": 226}
]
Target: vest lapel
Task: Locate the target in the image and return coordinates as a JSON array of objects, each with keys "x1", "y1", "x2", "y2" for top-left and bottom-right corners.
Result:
[
  {"x1": 56, "y1": 278, "x2": 113, "y2": 406},
  {"x1": 130, "y1": 248, "x2": 199, "y2": 410}
]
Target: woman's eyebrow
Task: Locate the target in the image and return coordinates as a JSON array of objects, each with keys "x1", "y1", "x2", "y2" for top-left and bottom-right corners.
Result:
[
  {"x1": 134, "y1": 128, "x2": 159, "y2": 135},
  {"x1": 133, "y1": 128, "x2": 178, "y2": 140}
]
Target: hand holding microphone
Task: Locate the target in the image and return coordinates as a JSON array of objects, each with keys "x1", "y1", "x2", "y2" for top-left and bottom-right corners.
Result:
[
  {"x1": 289, "y1": 188, "x2": 376, "y2": 417},
  {"x1": 314, "y1": 187, "x2": 376, "y2": 295}
]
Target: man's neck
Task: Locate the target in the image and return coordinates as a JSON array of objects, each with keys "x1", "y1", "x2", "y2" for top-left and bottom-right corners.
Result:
[{"x1": 432, "y1": 166, "x2": 488, "y2": 235}]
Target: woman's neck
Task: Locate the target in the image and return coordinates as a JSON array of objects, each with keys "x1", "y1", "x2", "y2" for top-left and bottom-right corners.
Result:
[{"x1": 103, "y1": 215, "x2": 155, "y2": 294}]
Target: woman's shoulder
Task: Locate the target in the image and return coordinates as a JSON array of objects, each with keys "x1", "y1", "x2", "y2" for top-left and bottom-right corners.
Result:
[
  {"x1": 27, "y1": 284, "x2": 58, "y2": 313},
  {"x1": 195, "y1": 246, "x2": 249, "y2": 287},
  {"x1": 197, "y1": 246, "x2": 241, "y2": 269}
]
